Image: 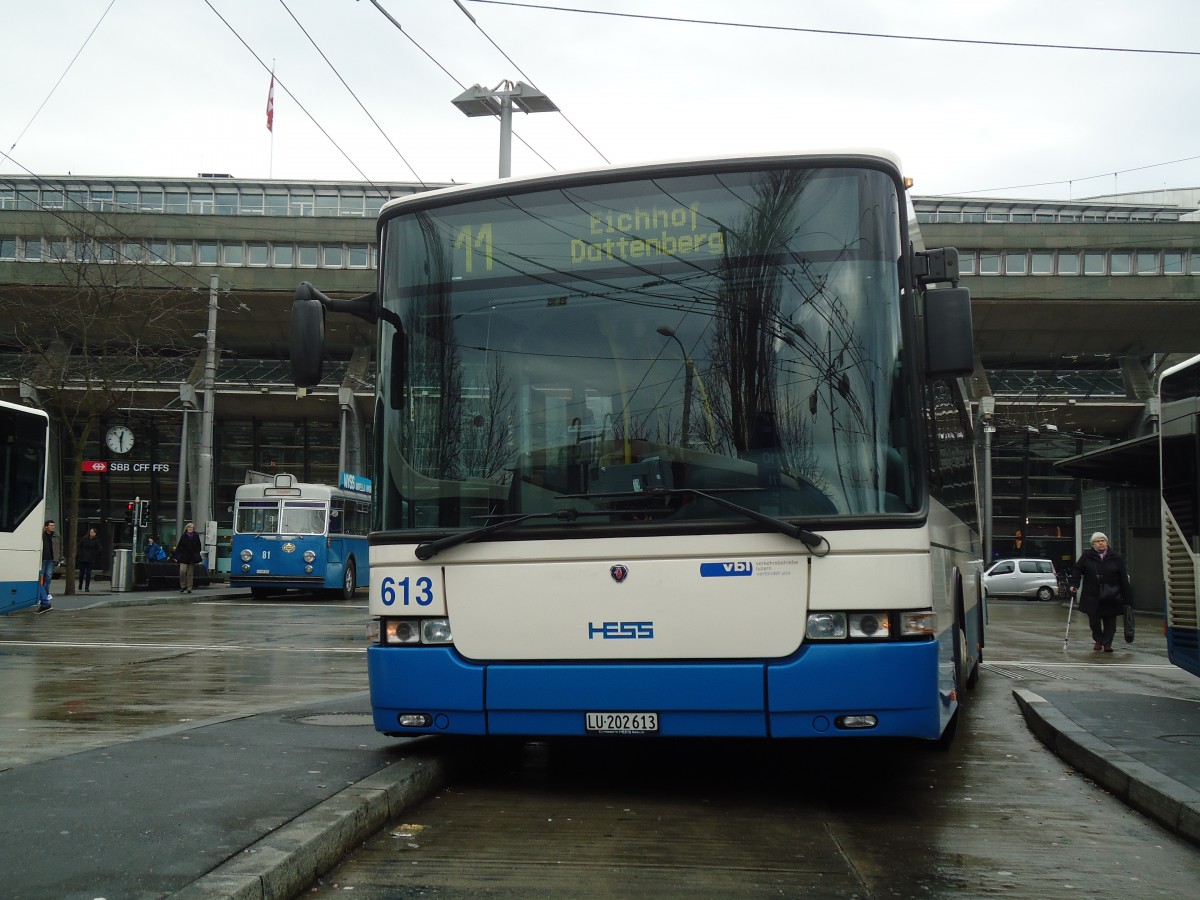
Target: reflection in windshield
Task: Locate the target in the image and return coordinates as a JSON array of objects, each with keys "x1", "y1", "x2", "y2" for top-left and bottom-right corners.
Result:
[{"x1": 378, "y1": 165, "x2": 917, "y2": 534}]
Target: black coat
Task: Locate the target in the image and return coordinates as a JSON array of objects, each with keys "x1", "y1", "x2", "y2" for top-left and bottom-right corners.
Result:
[
  {"x1": 174, "y1": 530, "x2": 204, "y2": 565},
  {"x1": 1070, "y1": 546, "x2": 1130, "y2": 616},
  {"x1": 76, "y1": 535, "x2": 102, "y2": 567}
]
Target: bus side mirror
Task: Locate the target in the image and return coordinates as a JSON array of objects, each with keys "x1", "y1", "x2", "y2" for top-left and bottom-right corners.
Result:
[
  {"x1": 924, "y1": 287, "x2": 974, "y2": 377},
  {"x1": 291, "y1": 282, "x2": 327, "y2": 388}
]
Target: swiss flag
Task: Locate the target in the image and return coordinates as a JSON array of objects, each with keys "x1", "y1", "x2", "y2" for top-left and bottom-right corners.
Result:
[{"x1": 266, "y1": 74, "x2": 275, "y2": 132}]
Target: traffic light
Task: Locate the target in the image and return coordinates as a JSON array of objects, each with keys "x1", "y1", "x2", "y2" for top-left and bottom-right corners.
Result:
[
  {"x1": 138, "y1": 500, "x2": 150, "y2": 528},
  {"x1": 125, "y1": 501, "x2": 135, "y2": 523}
]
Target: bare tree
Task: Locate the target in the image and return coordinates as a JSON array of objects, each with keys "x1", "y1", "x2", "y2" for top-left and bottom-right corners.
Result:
[{"x1": 0, "y1": 217, "x2": 191, "y2": 592}]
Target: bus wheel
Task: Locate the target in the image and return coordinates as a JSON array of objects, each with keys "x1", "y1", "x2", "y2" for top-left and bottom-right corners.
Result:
[
  {"x1": 953, "y1": 623, "x2": 969, "y2": 697},
  {"x1": 250, "y1": 587, "x2": 271, "y2": 599},
  {"x1": 340, "y1": 561, "x2": 356, "y2": 601}
]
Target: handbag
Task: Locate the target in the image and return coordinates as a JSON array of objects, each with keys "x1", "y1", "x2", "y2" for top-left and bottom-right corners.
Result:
[
  {"x1": 1099, "y1": 582, "x2": 1122, "y2": 603},
  {"x1": 1123, "y1": 605, "x2": 1136, "y2": 643}
]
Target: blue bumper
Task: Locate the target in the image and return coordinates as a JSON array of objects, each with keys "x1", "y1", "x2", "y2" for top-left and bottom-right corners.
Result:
[{"x1": 368, "y1": 639, "x2": 948, "y2": 740}]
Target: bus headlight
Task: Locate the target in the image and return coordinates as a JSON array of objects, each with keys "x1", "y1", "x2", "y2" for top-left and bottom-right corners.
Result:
[
  {"x1": 806, "y1": 612, "x2": 847, "y2": 640},
  {"x1": 421, "y1": 618, "x2": 453, "y2": 644},
  {"x1": 383, "y1": 619, "x2": 421, "y2": 644},
  {"x1": 381, "y1": 618, "x2": 454, "y2": 645},
  {"x1": 303, "y1": 550, "x2": 316, "y2": 563},
  {"x1": 849, "y1": 613, "x2": 891, "y2": 639},
  {"x1": 239, "y1": 549, "x2": 253, "y2": 562}
]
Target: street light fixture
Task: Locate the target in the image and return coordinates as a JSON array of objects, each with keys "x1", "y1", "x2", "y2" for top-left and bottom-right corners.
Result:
[{"x1": 451, "y1": 80, "x2": 558, "y2": 178}]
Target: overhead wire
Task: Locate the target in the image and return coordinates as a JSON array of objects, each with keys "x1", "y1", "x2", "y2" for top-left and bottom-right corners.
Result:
[
  {"x1": 367, "y1": 0, "x2": 556, "y2": 171},
  {"x1": 450, "y1": 0, "x2": 609, "y2": 165},
  {"x1": 201, "y1": 0, "x2": 391, "y2": 196},
  {"x1": 3, "y1": 0, "x2": 119, "y2": 164},
  {"x1": 276, "y1": 0, "x2": 427, "y2": 186},
  {"x1": 467, "y1": 1, "x2": 1200, "y2": 57}
]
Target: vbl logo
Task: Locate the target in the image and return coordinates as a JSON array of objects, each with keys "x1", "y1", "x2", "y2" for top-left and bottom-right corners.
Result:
[
  {"x1": 588, "y1": 621, "x2": 654, "y2": 640},
  {"x1": 699, "y1": 561, "x2": 753, "y2": 577}
]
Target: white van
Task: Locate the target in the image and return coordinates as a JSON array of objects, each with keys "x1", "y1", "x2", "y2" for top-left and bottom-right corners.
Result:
[{"x1": 983, "y1": 558, "x2": 1060, "y2": 601}]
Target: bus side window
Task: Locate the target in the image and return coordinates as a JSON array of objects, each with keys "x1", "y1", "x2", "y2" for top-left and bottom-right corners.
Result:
[{"x1": 329, "y1": 510, "x2": 343, "y2": 533}]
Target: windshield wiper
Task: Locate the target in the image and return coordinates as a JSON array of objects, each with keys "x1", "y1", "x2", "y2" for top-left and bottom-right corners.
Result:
[
  {"x1": 414, "y1": 508, "x2": 589, "y2": 560},
  {"x1": 561, "y1": 486, "x2": 828, "y2": 552},
  {"x1": 414, "y1": 487, "x2": 828, "y2": 560}
]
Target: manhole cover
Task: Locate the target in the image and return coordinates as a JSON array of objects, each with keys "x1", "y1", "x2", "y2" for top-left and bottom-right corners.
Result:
[
  {"x1": 295, "y1": 713, "x2": 375, "y2": 727},
  {"x1": 1159, "y1": 733, "x2": 1198, "y2": 746}
]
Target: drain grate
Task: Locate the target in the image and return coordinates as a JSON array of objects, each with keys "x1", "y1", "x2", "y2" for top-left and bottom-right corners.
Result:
[
  {"x1": 983, "y1": 663, "x2": 1074, "y2": 681},
  {"x1": 294, "y1": 713, "x2": 375, "y2": 727}
]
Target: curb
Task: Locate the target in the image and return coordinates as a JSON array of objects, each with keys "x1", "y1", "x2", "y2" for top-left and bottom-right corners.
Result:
[
  {"x1": 170, "y1": 746, "x2": 455, "y2": 899},
  {"x1": 1013, "y1": 689, "x2": 1200, "y2": 848}
]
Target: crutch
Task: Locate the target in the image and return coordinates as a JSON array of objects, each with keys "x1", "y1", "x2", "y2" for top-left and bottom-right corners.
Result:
[{"x1": 1063, "y1": 589, "x2": 1076, "y2": 648}]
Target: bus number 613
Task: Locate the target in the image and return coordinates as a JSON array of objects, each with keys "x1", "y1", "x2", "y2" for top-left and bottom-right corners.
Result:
[{"x1": 381, "y1": 575, "x2": 435, "y2": 607}]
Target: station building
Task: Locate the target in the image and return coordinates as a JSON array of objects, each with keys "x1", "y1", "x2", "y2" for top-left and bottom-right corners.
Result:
[{"x1": 2, "y1": 173, "x2": 1199, "y2": 584}]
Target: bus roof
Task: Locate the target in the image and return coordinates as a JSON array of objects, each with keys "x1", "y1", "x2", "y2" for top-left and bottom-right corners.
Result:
[{"x1": 378, "y1": 149, "x2": 907, "y2": 219}]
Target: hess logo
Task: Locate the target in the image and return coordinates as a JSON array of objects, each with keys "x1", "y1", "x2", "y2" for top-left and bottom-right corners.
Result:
[{"x1": 588, "y1": 621, "x2": 654, "y2": 640}]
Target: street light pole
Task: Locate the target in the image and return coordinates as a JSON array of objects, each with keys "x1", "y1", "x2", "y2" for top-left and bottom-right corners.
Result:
[
  {"x1": 451, "y1": 81, "x2": 558, "y2": 178},
  {"x1": 195, "y1": 271, "x2": 218, "y2": 568},
  {"x1": 657, "y1": 326, "x2": 693, "y2": 448},
  {"x1": 980, "y1": 395, "x2": 995, "y2": 565}
]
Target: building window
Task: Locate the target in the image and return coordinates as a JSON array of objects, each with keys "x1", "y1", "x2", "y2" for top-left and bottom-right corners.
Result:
[
  {"x1": 247, "y1": 243, "x2": 269, "y2": 266},
  {"x1": 265, "y1": 193, "x2": 288, "y2": 216},
  {"x1": 915, "y1": 212, "x2": 935, "y2": 224},
  {"x1": 0, "y1": 236, "x2": 17, "y2": 259},
  {"x1": 97, "y1": 241, "x2": 117, "y2": 263},
  {"x1": 122, "y1": 240, "x2": 145, "y2": 263},
  {"x1": 197, "y1": 242, "x2": 219, "y2": 265},
  {"x1": 340, "y1": 194, "x2": 365, "y2": 217},
  {"x1": 215, "y1": 192, "x2": 239, "y2": 215},
  {"x1": 298, "y1": 245, "x2": 319, "y2": 267},
  {"x1": 1190, "y1": 252, "x2": 1200, "y2": 275},
  {"x1": 978, "y1": 253, "x2": 1000, "y2": 275},
  {"x1": 190, "y1": 191, "x2": 214, "y2": 214},
  {"x1": 240, "y1": 192, "x2": 264, "y2": 215},
  {"x1": 47, "y1": 239, "x2": 68, "y2": 261},
  {"x1": 273, "y1": 244, "x2": 294, "y2": 267},
  {"x1": 1058, "y1": 252, "x2": 1079, "y2": 275},
  {"x1": 348, "y1": 244, "x2": 369, "y2": 268},
  {"x1": 1164, "y1": 251, "x2": 1183, "y2": 274},
  {"x1": 1004, "y1": 252, "x2": 1027, "y2": 275},
  {"x1": 1137, "y1": 252, "x2": 1158, "y2": 275},
  {"x1": 1109, "y1": 251, "x2": 1131, "y2": 275},
  {"x1": 1031, "y1": 252, "x2": 1053, "y2": 275},
  {"x1": 173, "y1": 242, "x2": 194, "y2": 265},
  {"x1": 148, "y1": 240, "x2": 169, "y2": 263},
  {"x1": 139, "y1": 190, "x2": 164, "y2": 212},
  {"x1": 166, "y1": 192, "x2": 189, "y2": 213},
  {"x1": 22, "y1": 238, "x2": 42, "y2": 261},
  {"x1": 961, "y1": 212, "x2": 985, "y2": 223},
  {"x1": 322, "y1": 245, "x2": 343, "y2": 267},
  {"x1": 290, "y1": 193, "x2": 315, "y2": 216},
  {"x1": 116, "y1": 190, "x2": 139, "y2": 212},
  {"x1": 1084, "y1": 253, "x2": 1106, "y2": 275},
  {"x1": 315, "y1": 194, "x2": 339, "y2": 216},
  {"x1": 90, "y1": 190, "x2": 114, "y2": 211},
  {"x1": 223, "y1": 243, "x2": 244, "y2": 266}
]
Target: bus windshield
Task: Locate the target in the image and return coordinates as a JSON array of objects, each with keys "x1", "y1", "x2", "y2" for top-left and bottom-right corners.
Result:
[{"x1": 378, "y1": 164, "x2": 918, "y2": 534}]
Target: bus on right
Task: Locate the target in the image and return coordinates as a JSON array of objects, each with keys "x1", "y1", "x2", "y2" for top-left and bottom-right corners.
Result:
[{"x1": 1159, "y1": 354, "x2": 1200, "y2": 677}]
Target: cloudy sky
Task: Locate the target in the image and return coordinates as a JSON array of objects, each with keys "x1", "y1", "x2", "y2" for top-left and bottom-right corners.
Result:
[{"x1": 3, "y1": 0, "x2": 1198, "y2": 200}]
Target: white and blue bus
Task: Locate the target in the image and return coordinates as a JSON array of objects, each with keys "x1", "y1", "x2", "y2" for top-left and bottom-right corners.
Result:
[
  {"x1": 1158, "y1": 354, "x2": 1200, "y2": 678},
  {"x1": 230, "y1": 474, "x2": 370, "y2": 600},
  {"x1": 291, "y1": 152, "x2": 984, "y2": 742},
  {"x1": 1, "y1": 399, "x2": 50, "y2": 615}
]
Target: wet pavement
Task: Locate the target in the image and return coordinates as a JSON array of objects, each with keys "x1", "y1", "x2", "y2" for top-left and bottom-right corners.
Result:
[{"x1": 1, "y1": 588, "x2": 1198, "y2": 897}]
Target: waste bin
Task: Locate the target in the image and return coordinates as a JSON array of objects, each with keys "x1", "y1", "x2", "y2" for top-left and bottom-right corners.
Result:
[{"x1": 111, "y1": 549, "x2": 133, "y2": 593}]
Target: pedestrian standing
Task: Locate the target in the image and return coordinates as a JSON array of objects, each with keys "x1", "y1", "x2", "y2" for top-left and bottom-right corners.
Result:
[
  {"x1": 37, "y1": 520, "x2": 58, "y2": 612},
  {"x1": 1069, "y1": 532, "x2": 1130, "y2": 652},
  {"x1": 76, "y1": 527, "x2": 102, "y2": 592},
  {"x1": 173, "y1": 522, "x2": 203, "y2": 594}
]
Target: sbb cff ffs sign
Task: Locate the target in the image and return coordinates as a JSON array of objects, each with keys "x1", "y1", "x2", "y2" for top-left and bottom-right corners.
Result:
[{"x1": 82, "y1": 461, "x2": 171, "y2": 473}]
